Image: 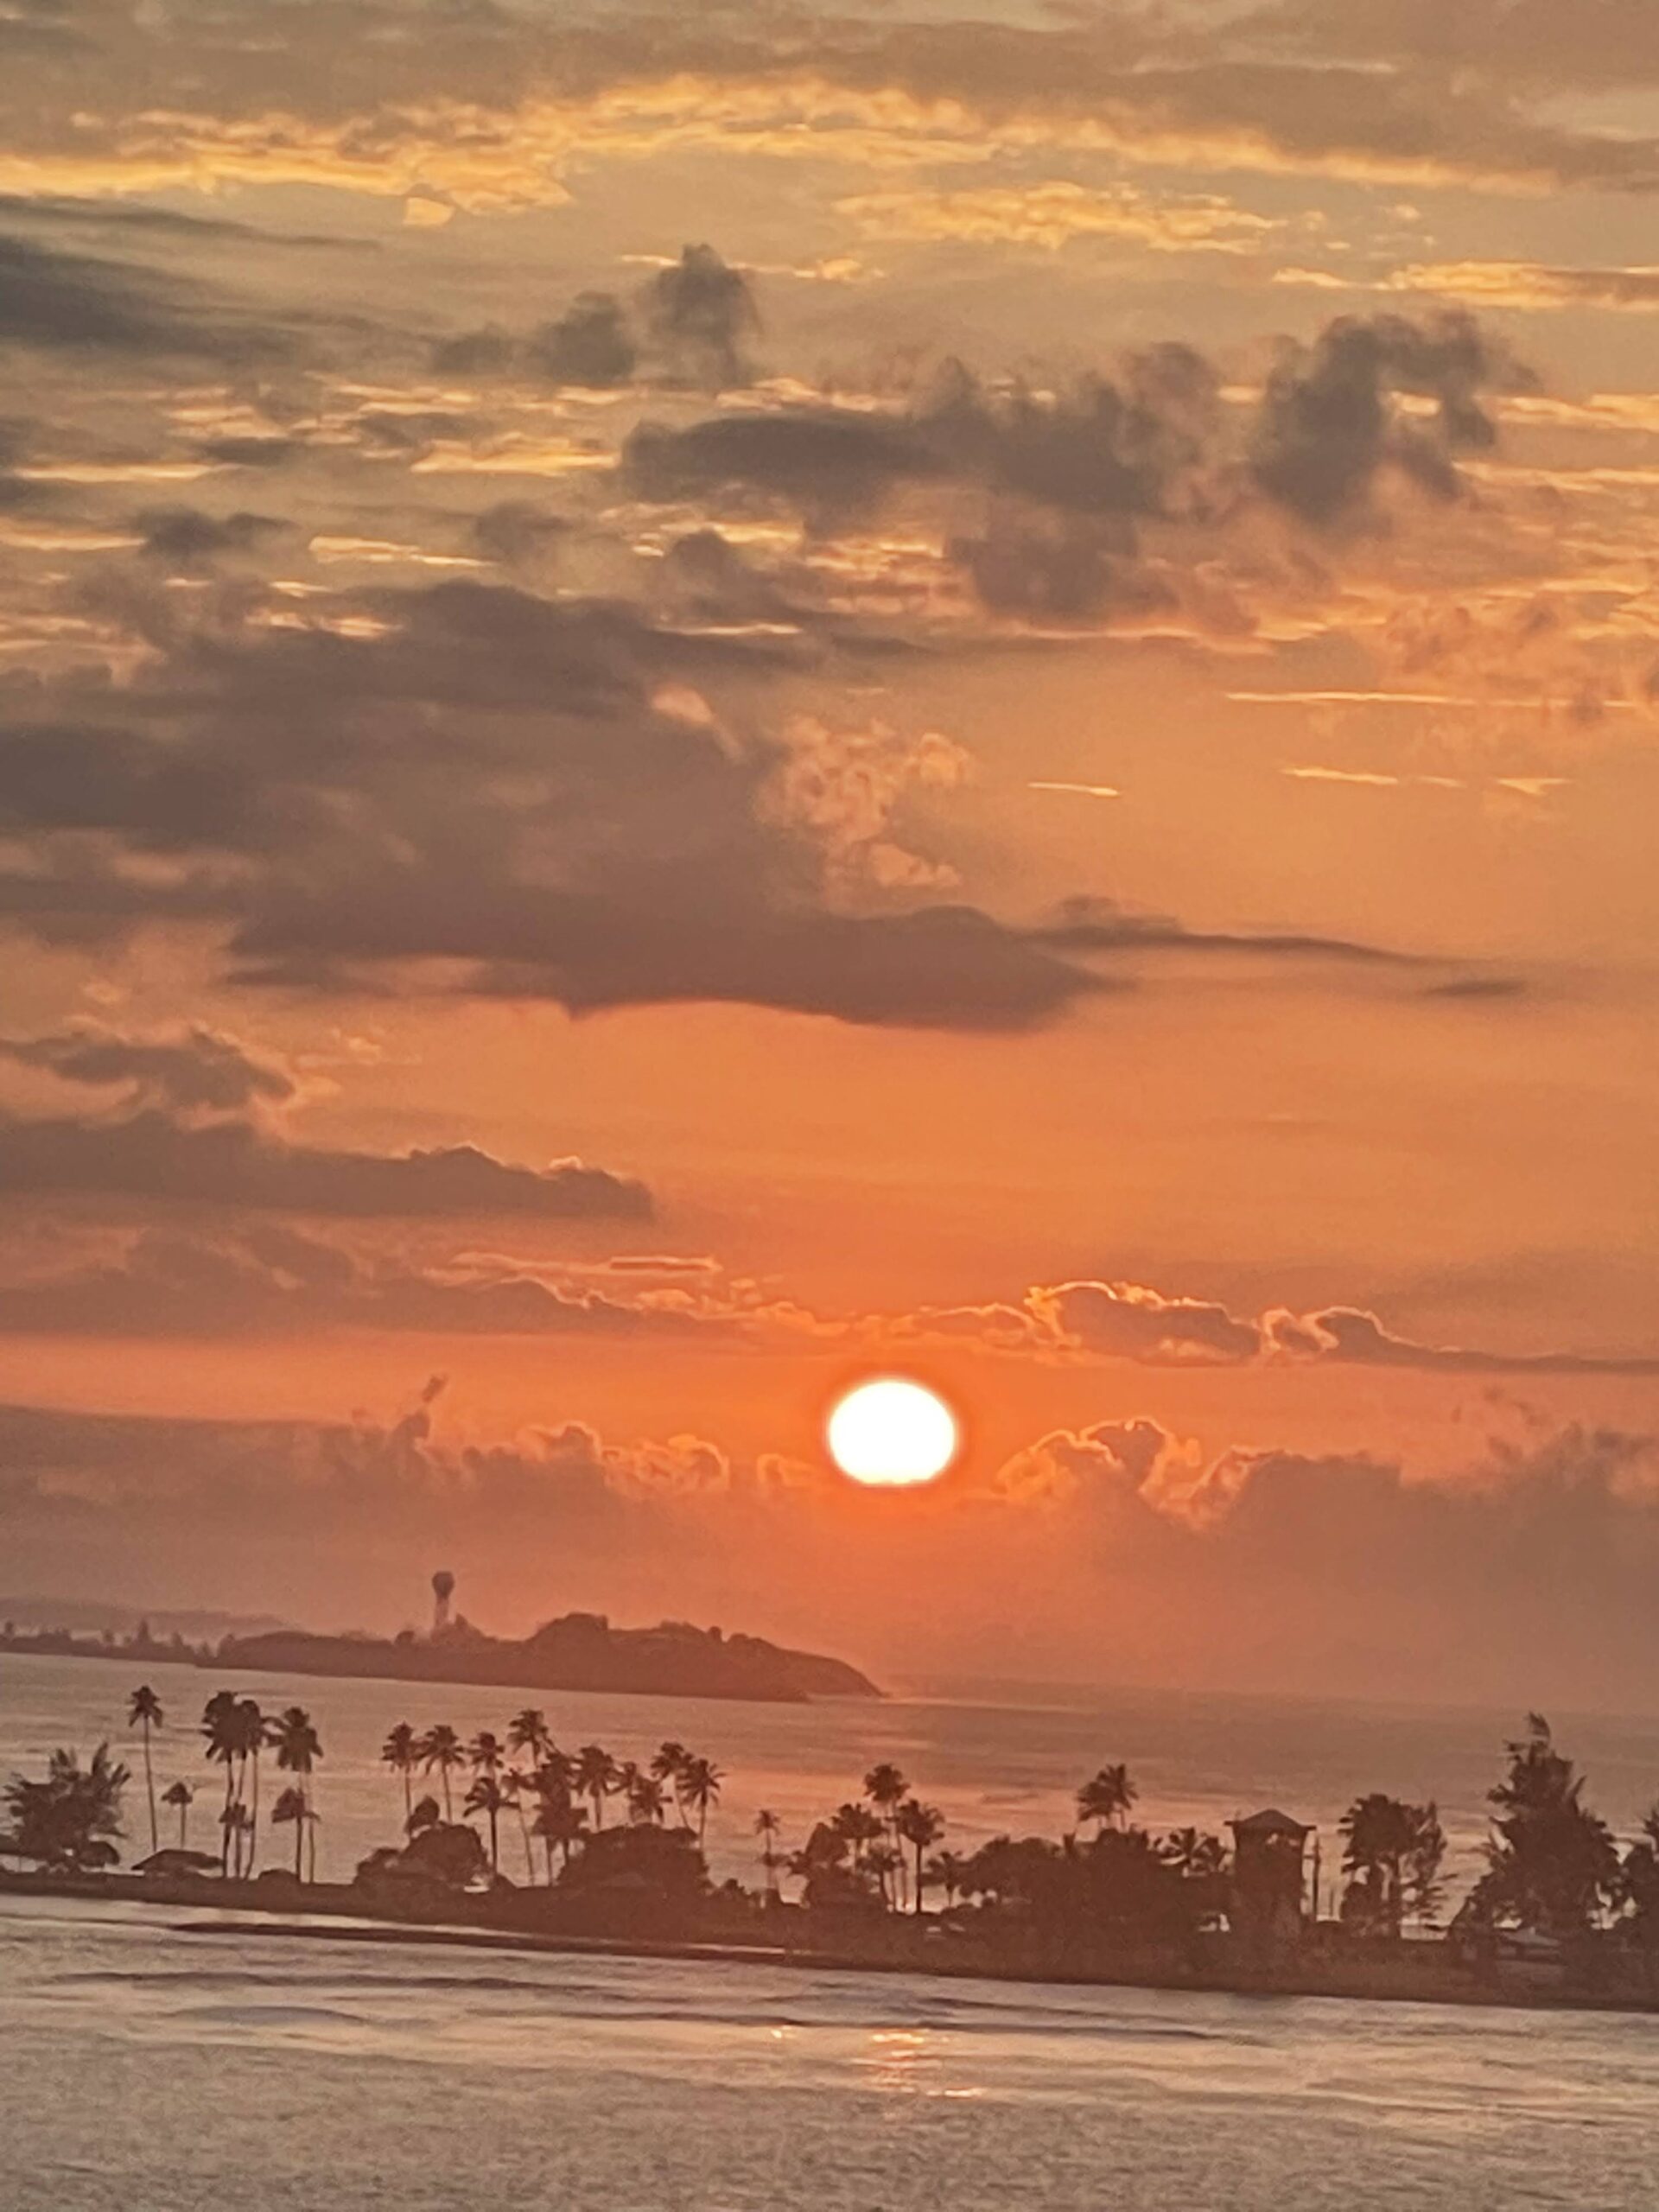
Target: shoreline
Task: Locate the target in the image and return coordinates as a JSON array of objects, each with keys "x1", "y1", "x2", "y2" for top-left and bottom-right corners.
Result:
[{"x1": 7, "y1": 1871, "x2": 1658, "y2": 2023}]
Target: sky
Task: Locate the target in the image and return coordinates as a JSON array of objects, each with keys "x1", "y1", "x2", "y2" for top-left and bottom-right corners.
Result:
[{"x1": 3, "y1": 0, "x2": 1659, "y2": 1708}]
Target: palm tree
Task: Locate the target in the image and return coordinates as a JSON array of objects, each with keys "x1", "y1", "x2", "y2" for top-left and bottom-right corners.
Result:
[
  {"x1": 863, "y1": 1763, "x2": 909, "y2": 1838},
  {"x1": 896, "y1": 1801, "x2": 945, "y2": 1913},
  {"x1": 830, "y1": 1802, "x2": 883, "y2": 1868},
  {"x1": 419, "y1": 1725, "x2": 465, "y2": 1820},
  {"x1": 755, "y1": 1808, "x2": 783, "y2": 1895},
  {"x1": 575, "y1": 1745, "x2": 620, "y2": 1830},
  {"x1": 508, "y1": 1709, "x2": 553, "y2": 1769},
  {"x1": 127, "y1": 1686, "x2": 163, "y2": 1854},
  {"x1": 626, "y1": 1769, "x2": 668, "y2": 1826},
  {"x1": 266, "y1": 1707, "x2": 321, "y2": 1882},
  {"x1": 651, "y1": 1741, "x2": 691, "y2": 1824},
  {"x1": 502, "y1": 1765, "x2": 537, "y2": 1882},
  {"x1": 1339, "y1": 1795, "x2": 1445, "y2": 1936},
  {"x1": 464, "y1": 1774, "x2": 507, "y2": 1873},
  {"x1": 467, "y1": 1730, "x2": 505, "y2": 1778},
  {"x1": 1159, "y1": 1827, "x2": 1229, "y2": 1881},
  {"x1": 532, "y1": 1785, "x2": 588, "y2": 1881},
  {"x1": 272, "y1": 1785, "x2": 311, "y2": 1880},
  {"x1": 236, "y1": 1699, "x2": 266, "y2": 1873},
  {"x1": 677, "y1": 1755, "x2": 723, "y2": 1846},
  {"x1": 219, "y1": 1799, "x2": 253, "y2": 1878},
  {"x1": 201, "y1": 1691, "x2": 244, "y2": 1873},
  {"x1": 162, "y1": 1778, "x2": 194, "y2": 1849},
  {"x1": 381, "y1": 1724, "x2": 420, "y2": 1823},
  {"x1": 867, "y1": 1840, "x2": 903, "y2": 1910},
  {"x1": 1077, "y1": 1764, "x2": 1137, "y2": 1834},
  {"x1": 925, "y1": 1848, "x2": 969, "y2": 1908}
]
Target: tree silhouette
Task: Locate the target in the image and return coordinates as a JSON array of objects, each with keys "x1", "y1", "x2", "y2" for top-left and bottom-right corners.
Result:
[
  {"x1": 381, "y1": 1724, "x2": 419, "y2": 1823},
  {"x1": 1471, "y1": 1714, "x2": 1618, "y2": 1938},
  {"x1": 896, "y1": 1801, "x2": 945, "y2": 1913},
  {"x1": 1338, "y1": 1796, "x2": 1445, "y2": 1937},
  {"x1": 575, "y1": 1745, "x2": 621, "y2": 1830},
  {"x1": 464, "y1": 1773, "x2": 507, "y2": 1872},
  {"x1": 1077, "y1": 1764, "x2": 1137, "y2": 1834},
  {"x1": 3, "y1": 1745, "x2": 128, "y2": 1871},
  {"x1": 162, "y1": 1777, "x2": 194, "y2": 1849},
  {"x1": 677, "y1": 1756, "x2": 723, "y2": 1846},
  {"x1": 419, "y1": 1725, "x2": 465, "y2": 1821},
  {"x1": 126, "y1": 1686, "x2": 162, "y2": 1855}
]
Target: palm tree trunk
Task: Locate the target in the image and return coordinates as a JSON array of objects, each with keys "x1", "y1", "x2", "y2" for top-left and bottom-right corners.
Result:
[
  {"x1": 914, "y1": 1843, "x2": 924, "y2": 1914},
  {"x1": 403, "y1": 1768, "x2": 412, "y2": 1825},
  {"x1": 142, "y1": 1720, "x2": 157, "y2": 1854},
  {"x1": 178, "y1": 1800, "x2": 188, "y2": 1849},
  {"x1": 295, "y1": 1804, "x2": 305, "y2": 1881}
]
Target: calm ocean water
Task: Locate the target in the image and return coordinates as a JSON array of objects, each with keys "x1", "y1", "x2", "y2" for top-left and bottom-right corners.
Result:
[
  {"x1": 5, "y1": 1893, "x2": 1659, "y2": 2211},
  {"x1": 7, "y1": 1655, "x2": 1659, "y2": 2209}
]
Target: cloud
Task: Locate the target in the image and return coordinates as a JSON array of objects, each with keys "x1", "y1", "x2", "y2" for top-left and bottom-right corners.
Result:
[
  {"x1": 0, "y1": 1020, "x2": 652, "y2": 1220},
  {"x1": 1249, "y1": 310, "x2": 1526, "y2": 526},
  {"x1": 836, "y1": 180, "x2": 1276, "y2": 255},
  {"x1": 0, "y1": 230, "x2": 284, "y2": 359},
  {"x1": 5, "y1": 1387, "x2": 1659, "y2": 1705},
  {"x1": 645, "y1": 244, "x2": 759, "y2": 391},
  {"x1": 0, "y1": 1224, "x2": 728, "y2": 1338},
  {"x1": 134, "y1": 506, "x2": 290, "y2": 570},
  {"x1": 3, "y1": 6, "x2": 1657, "y2": 211},
  {"x1": 1002, "y1": 1276, "x2": 1659, "y2": 1376}
]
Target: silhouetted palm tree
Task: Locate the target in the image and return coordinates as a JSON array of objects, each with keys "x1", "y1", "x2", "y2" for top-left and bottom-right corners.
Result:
[
  {"x1": 626, "y1": 1769, "x2": 668, "y2": 1826},
  {"x1": 236, "y1": 1700, "x2": 266, "y2": 1873},
  {"x1": 419, "y1": 1725, "x2": 465, "y2": 1820},
  {"x1": 381, "y1": 1724, "x2": 420, "y2": 1822},
  {"x1": 677, "y1": 1755, "x2": 723, "y2": 1845},
  {"x1": 502, "y1": 1765, "x2": 537, "y2": 1881},
  {"x1": 508, "y1": 1710, "x2": 553, "y2": 1768},
  {"x1": 532, "y1": 1785, "x2": 588, "y2": 1881},
  {"x1": 200, "y1": 1691, "x2": 243, "y2": 1872},
  {"x1": 651, "y1": 1741, "x2": 691, "y2": 1824},
  {"x1": 755, "y1": 1808, "x2": 783, "y2": 1894},
  {"x1": 925, "y1": 1848, "x2": 968, "y2": 1908},
  {"x1": 219, "y1": 1799, "x2": 253, "y2": 1878},
  {"x1": 162, "y1": 1778, "x2": 194, "y2": 1849},
  {"x1": 272, "y1": 1785, "x2": 312, "y2": 1880},
  {"x1": 897, "y1": 1801, "x2": 945, "y2": 1913},
  {"x1": 863, "y1": 1763, "x2": 909, "y2": 1836},
  {"x1": 830, "y1": 1802, "x2": 883, "y2": 1867},
  {"x1": 127, "y1": 1686, "x2": 162, "y2": 1854},
  {"x1": 867, "y1": 1840, "x2": 903, "y2": 1910},
  {"x1": 1159, "y1": 1827, "x2": 1228, "y2": 1882},
  {"x1": 264, "y1": 1707, "x2": 321, "y2": 1880},
  {"x1": 467, "y1": 1730, "x2": 505, "y2": 1777},
  {"x1": 464, "y1": 1773, "x2": 507, "y2": 1872},
  {"x1": 575, "y1": 1744, "x2": 620, "y2": 1830},
  {"x1": 1077, "y1": 1764, "x2": 1137, "y2": 1834}
]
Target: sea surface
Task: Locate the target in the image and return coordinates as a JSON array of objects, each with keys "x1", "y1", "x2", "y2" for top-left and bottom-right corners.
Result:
[
  {"x1": 4, "y1": 1649, "x2": 1659, "y2": 1893},
  {"x1": 5, "y1": 1892, "x2": 1659, "y2": 2212},
  {"x1": 7, "y1": 1655, "x2": 1659, "y2": 2209}
]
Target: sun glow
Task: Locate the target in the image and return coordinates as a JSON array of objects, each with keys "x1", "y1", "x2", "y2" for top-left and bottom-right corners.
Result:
[{"x1": 826, "y1": 1377, "x2": 958, "y2": 1488}]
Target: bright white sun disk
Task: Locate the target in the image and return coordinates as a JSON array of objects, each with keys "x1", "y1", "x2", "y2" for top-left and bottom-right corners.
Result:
[{"x1": 827, "y1": 1377, "x2": 957, "y2": 1487}]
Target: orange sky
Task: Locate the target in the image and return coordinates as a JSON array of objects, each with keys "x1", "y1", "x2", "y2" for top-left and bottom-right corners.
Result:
[{"x1": 3, "y1": 0, "x2": 1659, "y2": 1708}]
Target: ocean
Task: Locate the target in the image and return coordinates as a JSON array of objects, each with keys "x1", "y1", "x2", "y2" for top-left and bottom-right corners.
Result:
[
  {"x1": 4, "y1": 1894, "x2": 1658, "y2": 2211},
  {"x1": 6, "y1": 1652, "x2": 1659, "y2": 2210}
]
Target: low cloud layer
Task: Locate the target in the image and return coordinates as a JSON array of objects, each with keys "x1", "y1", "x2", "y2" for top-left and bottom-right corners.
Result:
[
  {"x1": 0, "y1": 1022, "x2": 652, "y2": 1220},
  {"x1": 3, "y1": 1389, "x2": 1656, "y2": 1707}
]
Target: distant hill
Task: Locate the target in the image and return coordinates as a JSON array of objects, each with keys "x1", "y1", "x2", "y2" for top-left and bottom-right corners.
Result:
[{"x1": 211, "y1": 1611, "x2": 882, "y2": 1704}]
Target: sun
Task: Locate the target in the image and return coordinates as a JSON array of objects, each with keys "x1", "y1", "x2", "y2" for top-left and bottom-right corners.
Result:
[{"x1": 827, "y1": 1376, "x2": 958, "y2": 1488}]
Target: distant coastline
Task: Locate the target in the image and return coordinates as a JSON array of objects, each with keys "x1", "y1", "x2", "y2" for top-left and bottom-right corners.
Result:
[{"x1": 0, "y1": 1613, "x2": 883, "y2": 1707}]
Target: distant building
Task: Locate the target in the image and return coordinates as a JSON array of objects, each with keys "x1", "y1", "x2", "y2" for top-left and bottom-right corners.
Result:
[{"x1": 1229, "y1": 1808, "x2": 1313, "y2": 1956}]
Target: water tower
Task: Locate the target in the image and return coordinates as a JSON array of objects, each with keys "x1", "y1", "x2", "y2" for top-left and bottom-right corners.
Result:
[{"x1": 431, "y1": 1569, "x2": 455, "y2": 1637}]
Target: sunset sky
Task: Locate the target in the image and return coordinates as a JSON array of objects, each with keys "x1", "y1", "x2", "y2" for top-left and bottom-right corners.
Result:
[{"x1": 3, "y1": 0, "x2": 1659, "y2": 1707}]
